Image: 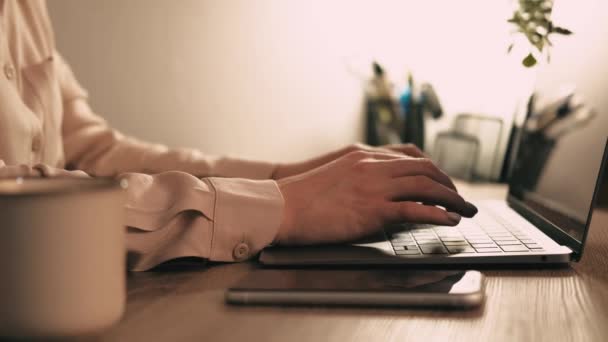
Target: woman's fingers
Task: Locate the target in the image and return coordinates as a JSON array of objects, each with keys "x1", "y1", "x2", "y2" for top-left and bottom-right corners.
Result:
[
  {"x1": 346, "y1": 150, "x2": 412, "y2": 163},
  {"x1": 384, "y1": 143, "x2": 427, "y2": 158},
  {"x1": 348, "y1": 152, "x2": 471, "y2": 216},
  {"x1": 385, "y1": 175, "x2": 477, "y2": 217},
  {"x1": 374, "y1": 157, "x2": 458, "y2": 192},
  {"x1": 382, "y1": 201, "x2": 462, "y2": 226}
]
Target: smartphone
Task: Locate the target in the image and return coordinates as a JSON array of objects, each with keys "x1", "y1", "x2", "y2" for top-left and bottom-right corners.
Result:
[{"x1": 226, "y1": 269, "x2": 484, "y2": 309}]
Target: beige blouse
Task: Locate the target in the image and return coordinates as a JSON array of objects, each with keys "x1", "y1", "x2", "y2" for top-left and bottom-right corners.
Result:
[{"x1": 0, "y1": 0, "x2": 284, "y2": 270}]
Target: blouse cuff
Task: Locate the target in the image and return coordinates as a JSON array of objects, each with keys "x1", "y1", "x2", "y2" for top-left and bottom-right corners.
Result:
[{"x1": 207, "y1": 178, "x2": 284, "y2": 261}]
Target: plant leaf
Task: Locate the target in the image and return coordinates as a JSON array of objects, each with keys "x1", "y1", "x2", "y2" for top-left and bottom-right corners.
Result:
[
  {"x1": 553, "y1": 26, "x2": 573, "y2": 35},
  {"x1": 522, "y1": 53, "x2": 537, "y2": 67}
]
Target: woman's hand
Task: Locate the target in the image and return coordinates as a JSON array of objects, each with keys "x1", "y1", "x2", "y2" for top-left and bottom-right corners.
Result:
[
  {"x1": 275, "y1": 150, "x2": 476, "y2": 245},
  {"x1": 272, "y1": 143, "x2": 436, "y2": 180},
  {"x1": 277, "y1": 151, "x2": 477, "y2": 245}
]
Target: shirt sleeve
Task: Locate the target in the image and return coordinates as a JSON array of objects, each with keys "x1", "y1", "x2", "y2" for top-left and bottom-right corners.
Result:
[
  {"x1": 121, "y1": 172, "x2": 283, "y2": 271},
  {"x1": 55, "y1": 52, "x2": 277, "y2": 179}
]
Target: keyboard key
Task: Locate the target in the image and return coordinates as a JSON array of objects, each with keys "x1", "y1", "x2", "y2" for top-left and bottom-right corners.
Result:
[
  {"x1": 463, "y1": 235, "x2": 487, "y2": 240},
  {"x1": 440, "y1": 238, "x2": 466, "y2": 242},
  {"x1": 471, "y1": 242, "x2": 496, "y2": 248},
  {"x1": 459, "y1": 226, "x2": 483, "y2": 231},
  {"x1": 468, "y1": 232, "x2": 491, "y2": 235},
  {"x1": 391, "y1": 240, "x2": 415, "y2": 245},
  {"x1": 496, "y1": 241, "x2": 524, "y2": 246},
  {"x1": 443, "y1": 241, "x2": 469, "y2": 246},
  {"x1": 413, "y1": 232, "x2": 435, "y2": 237},
  {"x1": 484, "y1": 227, "x2": 508, "y2": 232},
  {"x1": 413, "y1": 238, "x2": 436, "y2": 242},
  {"x1": 434, "y1": 227, "x2": 458, "y2": 232},
  {"x1": 492, "y1": 237, "x2": 518, "y2": 242},
  {"x1": 416, "y1": 239, "x2": 440, "y2": 245},
  {"x1": 413, "y1": 231, "x2": 434, "y2": 235},
  {"x1": 420, "y1": 245, "x2": 448, "y2": 254},
  {"x1": 418, "y1": 242, "x2": 442, "y2": 246},
  {"x1": 489, "y1": 233, "x2": 513, "y2": 238},
  {"x1": 483, "y1": 225, "x2": 507, "y2": 230},
  {"x1": 475, "y1": 247, "x2": 502, "y2": 253},
  {"x1": 501, "y1": 245, "x2": 529, "y2": 252},
  {"x1": 464, "y1": 235, "x2": 490, "y2": 239},
  {"x1": 447, "y1": 246, "x2": 476, "y2": 253},
  {"x1": 417, "y1": 235, "x2": 435, "y2": 239},
  {"x1": 436, "y1": 230, "x2": 460, "y2": 234},
  {"x1": 520, "y1": 239, "x2": 535, "y2": 244},
  {"x1": 395, "y1": 249, "x2": 421, "y2": 255},
  {"x1": 392, "y1": 244, "x2": 417, "y2": 250},
  {"x1": 467, "y1": 239, "x2": 494, "y2": 244},
  {"x1": 460, "y1": 225, "x2": 483, "y2": 230},
  {"x1": 391, "y1": 236, "x2": 414, "y2": 241},
  {"x1": 456, "y1": 221, "x2": 477, "y2": 228},
  {"x1": 435, "y1": 233, "x2": 458, "y2": 237},
  {"x1": 525, "y1": 243, "x2": 543, "y2": 249},
  {"x1": 437, "y1": 236, "x2": 463, "y2": 240},
  {"x1": 414, "y1": 237, "x2": 438, "y2": 243},
  {"x1": 484, "y1": 233, "x2": 503, "y2": 237}
]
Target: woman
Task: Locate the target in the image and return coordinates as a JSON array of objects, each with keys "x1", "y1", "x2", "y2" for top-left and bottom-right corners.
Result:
[{"x1": 0, "y1": 0, "x2": 476, "y2": 270}]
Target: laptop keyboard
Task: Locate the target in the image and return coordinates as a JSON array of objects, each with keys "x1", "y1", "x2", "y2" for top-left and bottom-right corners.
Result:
[{"x1": 389, "y1": 207, "x2": 546, "y2": 256}]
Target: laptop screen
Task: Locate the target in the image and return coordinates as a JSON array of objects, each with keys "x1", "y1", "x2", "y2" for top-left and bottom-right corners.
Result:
[
  {"x1": 509, "y1": 126, "x2": 606, "y2": 243},
  {"x1": 508, "y1": 1, "x2": 608, "y2": 248}
]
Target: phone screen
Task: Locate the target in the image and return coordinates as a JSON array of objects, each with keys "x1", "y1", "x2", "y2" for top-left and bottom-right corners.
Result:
[{"x1": 231, "y1": 269, "x2": 476, "y2": 294}]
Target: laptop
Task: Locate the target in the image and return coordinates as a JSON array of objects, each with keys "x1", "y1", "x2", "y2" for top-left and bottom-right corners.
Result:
[
  {"x1": 260, "y1": 135, "x2": 607, "y2": 266},
  {"x1": 261, "y1": 31, "x2": 608, "y2": 267}
]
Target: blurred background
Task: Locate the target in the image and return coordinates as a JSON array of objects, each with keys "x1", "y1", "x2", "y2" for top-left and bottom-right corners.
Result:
[
  {"x1": 48, "y1": 0, "x2": 531, "y2": 160},
  {"x1": 48, "y1": 0, "x2": 605, "y2": 186}
]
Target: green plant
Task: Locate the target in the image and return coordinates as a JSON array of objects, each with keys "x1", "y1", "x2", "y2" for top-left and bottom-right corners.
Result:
[{"x1": 507, "y1": 0, "x2": 572, "y2": 67}]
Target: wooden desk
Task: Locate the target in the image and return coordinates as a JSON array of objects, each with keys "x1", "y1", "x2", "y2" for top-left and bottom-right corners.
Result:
[{"x1": 97, "y1": 183, "x2": 608, "y2": 342}]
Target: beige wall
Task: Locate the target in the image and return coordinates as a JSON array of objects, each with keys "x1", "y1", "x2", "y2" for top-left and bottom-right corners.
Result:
[{"x1": 48, "y1": 0, "x2": 527, "y2": 164}]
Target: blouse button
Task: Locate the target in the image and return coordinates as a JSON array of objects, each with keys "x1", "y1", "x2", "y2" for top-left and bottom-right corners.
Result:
[
  {"x1": 4, "y1": 64, "x2": 15, "y2": 80},
  {"x1": 31, "y1": 135, "x2": 42, "y2": 152},
  {"x1": 233, "y1": 242, "x2": 250, "y2": 261}
]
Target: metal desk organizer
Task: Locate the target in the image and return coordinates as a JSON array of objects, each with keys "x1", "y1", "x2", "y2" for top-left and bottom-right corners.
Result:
[{"x1": 433, "y1": 114, "x2": 503, "y2": 181}]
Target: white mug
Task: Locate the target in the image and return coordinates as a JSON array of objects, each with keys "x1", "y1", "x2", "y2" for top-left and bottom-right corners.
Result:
[{"x1": 0, "y1": 177, "x2": 126, "y2": 338}]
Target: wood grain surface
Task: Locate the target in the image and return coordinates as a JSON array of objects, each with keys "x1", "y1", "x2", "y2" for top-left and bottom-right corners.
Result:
[{"x1": 91, "y1": 183, "x2": 608, "y2": 342}]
